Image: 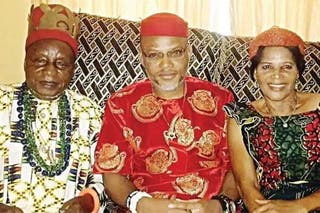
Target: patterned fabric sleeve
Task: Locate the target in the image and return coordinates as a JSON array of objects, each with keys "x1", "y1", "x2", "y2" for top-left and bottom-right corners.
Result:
[
  {"x1": 93, "y1": 95, "x2": 132, "y2": 175},
  {"x1": 223, "y1": 101, "x2": 246, "y2": 125},
  {"x1": 86, "y1": 132, "x2": 107, "y2": 210},
  {"x1": 220, "y1": 90, "x2": 235, "y2": 170},
  {"x1": 87, "y1": 134, "x2": 119, "y2": 212},
  {"x1": 83, "y1": 97, "x2": 119, "y2": 212}
]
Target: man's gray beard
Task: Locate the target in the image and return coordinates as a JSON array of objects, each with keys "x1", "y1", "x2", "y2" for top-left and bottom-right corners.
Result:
[{"x1": 153, "y1": 78, "x2": 184, "y2": 91}]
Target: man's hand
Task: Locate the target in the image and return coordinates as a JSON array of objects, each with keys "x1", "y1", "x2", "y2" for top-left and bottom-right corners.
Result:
[
  {"x1": 59, "y1": 194, "x2": 94, "y2": 213},
  {"x1": 136, "y1": 197, "x2": 193, "y2": 213},
  {"x1": 252, "y1": 199, "x2": 308, "y2": 213},
  {"x1": 136, "y1": 197, "x2": 223, "y2": 213},
  {"x1": 178, "y1": 199, "x2": 223, "y2": 213},
  {"x1": 0, "y1": 204, "x2": 23, "y2": 213}
]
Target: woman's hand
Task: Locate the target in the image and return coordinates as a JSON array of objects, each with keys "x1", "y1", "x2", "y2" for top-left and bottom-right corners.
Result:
[
  {"x1": 0, "y1": 204, "x2": 23, "y2": 213},
  {"x1": 252, "y1": 199, "x2": 308, "y2": 213}
]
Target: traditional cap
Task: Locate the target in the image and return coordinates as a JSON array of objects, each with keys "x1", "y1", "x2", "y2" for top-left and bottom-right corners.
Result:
[
  {"x1": 249, "y1": 26, "x2": 305, "y2": 59},
  {"x1": 141, "y1": 12, "x2": 188, "y2": 37},
  {"x1": 26, "y1": 4, "x2": 80, "y2": 55}
]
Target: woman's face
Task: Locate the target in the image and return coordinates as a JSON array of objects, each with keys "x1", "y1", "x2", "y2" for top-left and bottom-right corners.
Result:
[{"x1": 255, "y1": 46, "x2": 298, "y2": 101}]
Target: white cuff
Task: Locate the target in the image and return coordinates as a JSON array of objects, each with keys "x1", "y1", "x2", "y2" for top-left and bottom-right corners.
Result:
[{"x1": 126, "y1": 190, "x2": 152, "y2": 213}]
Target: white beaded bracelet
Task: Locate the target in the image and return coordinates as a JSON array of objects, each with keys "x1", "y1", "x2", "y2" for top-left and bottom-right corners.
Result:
[{"x1": 126, "y1": 190, "x2": 152, "y2": 213}]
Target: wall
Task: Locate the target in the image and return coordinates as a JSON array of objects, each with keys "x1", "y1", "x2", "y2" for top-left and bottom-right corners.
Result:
[{"x1": 0, "y1": 1, "x2": 31, "y2": 84}]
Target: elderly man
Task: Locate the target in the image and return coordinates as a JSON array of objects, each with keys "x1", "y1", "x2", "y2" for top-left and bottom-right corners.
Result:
[
  {"x1": 0, "y1": 3, "x2": 113, "y2": 213},
  {"x1": 94, "y1": 13, "x2": 238, "y2": 213}
]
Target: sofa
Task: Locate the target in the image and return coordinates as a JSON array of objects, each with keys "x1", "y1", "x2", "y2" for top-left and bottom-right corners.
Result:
[
  {"x1": 70, "y1": 12, "x2": 319, "y2": 212},
  {"x1": 70, "y1": 12, "x2": 320, "y2": 108}
]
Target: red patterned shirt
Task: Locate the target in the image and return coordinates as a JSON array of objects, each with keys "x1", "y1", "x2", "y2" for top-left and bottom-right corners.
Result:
[{"x1": 94, "y1": 77, "x2": 234, "y2": 200}]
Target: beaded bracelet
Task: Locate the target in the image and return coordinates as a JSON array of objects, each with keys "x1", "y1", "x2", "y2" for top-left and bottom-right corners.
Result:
[
  {"x1": 211, "y1": 194, "x2": 236, "y2": 213},
  {"x1": 79, "y1": 188, "x2": 100, "y2": 213},
  {"x1": 126, "y1": 190, "x2": 152, "y2": 213}
]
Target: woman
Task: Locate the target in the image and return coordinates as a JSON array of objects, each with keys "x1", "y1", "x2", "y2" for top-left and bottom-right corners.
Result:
[{"x1": 224, "y1": 27, "x2": 320, "y2": 212}]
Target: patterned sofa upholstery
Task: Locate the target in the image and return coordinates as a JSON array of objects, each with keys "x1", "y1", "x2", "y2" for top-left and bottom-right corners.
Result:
[{"x1": 70, "y1": 13, "x2": 320, "y2": 108}]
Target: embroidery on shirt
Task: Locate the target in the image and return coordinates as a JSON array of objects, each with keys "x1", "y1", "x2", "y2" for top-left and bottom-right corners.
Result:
[
  {"x1": 195, "y1": 130, "x2": 220, "y2": 159},
  {"x1": 173, "y1": 173, "x2": 208, "y2": 197},
  {"x1": 188, "y1": 90, "x2": 218, "y2": 116},
  {"x1": 146, "y1": 148, "x2": 177, "y2": 174},
  {"x1": 123, "y1": 127, "x2": 142, "y2": 152},
  {"x1": 149, "y1": 191, "x2": 172, "y2": 199},
  {"x1": 175, "y1": 118, "x2": 195, "y2": 147},
  {"x1": 164, "y1": 114, "x2": 198, "y2": 150},
  {"x1": 95, "y1": 143, "x2": 126, "y2": 172},
  {"x1": 132, "y1": 176, "x2": 146, "y2": 190},
  {"x1": 132, "y1": 94, "x2": 163, "y2": 123}
]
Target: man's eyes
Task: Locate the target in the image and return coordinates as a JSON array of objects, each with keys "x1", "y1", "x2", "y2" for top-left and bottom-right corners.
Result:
[
  {"x1": 146, "y1": 52, "x2": 161, "y2": 59},
  {"x1": 143, "y1": 48, "x2": 186, "y2": 60},
  {"x1": 32, "y1": 58, "x2": 71, "y2": 69},
  {"x1": 56, "y1": 60, "x2": 70, "y2": 69},
  {"x1": 34, "y1": 58, "x2": 47, "y2": 66},
  {"x1": 168, "y1": 49, "x2": 185, "y2": 57},
  {"x1": 261, "y1": 64, "x2": 271, "y2": 70},
  {"x1": 282, "y1": 64, "x2": 293, "y2": 70}
]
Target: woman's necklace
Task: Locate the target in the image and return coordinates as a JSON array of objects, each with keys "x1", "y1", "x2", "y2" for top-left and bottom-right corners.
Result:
[
  {"x1": 17, "y1": 83, "x2": 72, "y2": 177},
  {"x1": 278, "y1": 114, "x2": 293, "y2": 128},
  {"x1": 264, "y1": 95, "x2": 298, "y2": 128}
]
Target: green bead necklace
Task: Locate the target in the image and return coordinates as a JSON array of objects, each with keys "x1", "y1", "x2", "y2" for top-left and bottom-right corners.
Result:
[{"x1": 19, "y1": 84, "x2": 71, "y2": 177}]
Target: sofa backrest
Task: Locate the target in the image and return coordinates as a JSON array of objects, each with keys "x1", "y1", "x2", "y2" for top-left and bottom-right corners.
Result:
[{"x1": 70, "y1": 13, "x2": 320, "y2": 107}]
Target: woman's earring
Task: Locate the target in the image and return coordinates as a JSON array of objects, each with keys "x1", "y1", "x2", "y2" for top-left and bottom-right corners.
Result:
[
  {"x1": 295, "y1": 79, "x2": 299, "y2": 91},
  {"x1": 253, "y1": 70, "x2": 258, "y2": 88}
]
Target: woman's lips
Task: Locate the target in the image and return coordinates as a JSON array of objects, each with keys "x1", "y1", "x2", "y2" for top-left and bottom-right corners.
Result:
[{"x1": 268, "y1": 83, "x2": 286, "y2": 90}]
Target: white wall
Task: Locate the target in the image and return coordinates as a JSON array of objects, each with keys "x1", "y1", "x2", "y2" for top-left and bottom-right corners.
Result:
[{"x1": 0, "y1": 1, "x2": 31, "y2": 84}]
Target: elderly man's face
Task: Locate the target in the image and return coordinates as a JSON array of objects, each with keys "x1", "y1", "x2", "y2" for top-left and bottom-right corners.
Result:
[
  {"x1": 140, "y1": 36, "x2": 190, "y2": 97},
  {"x1": 24, "y1": 39, "x2": 75, "y2": 100}
]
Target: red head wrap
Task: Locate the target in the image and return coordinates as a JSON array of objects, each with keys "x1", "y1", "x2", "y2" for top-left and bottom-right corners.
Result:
[
  {"x1": 140, "y1": 12, "x2": 188, "y2": 37},
  {"x1": 25, "y1": 4, "x2": 80, "y2": 55},
  {"x1": 249, "y1": 26, "x2": 305, "y2": 59}
]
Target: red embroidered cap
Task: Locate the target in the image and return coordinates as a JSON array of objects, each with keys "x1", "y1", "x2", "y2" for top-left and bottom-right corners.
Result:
[
  {"x1": 249, "y1": 26, "x2": 305, "y2": 59},
  {"x1": 25, "y1": 4, "x2": 80, "y2": 55},
  {"x1": 141, "y1": 12, "x2": 188, "y2": 37}
]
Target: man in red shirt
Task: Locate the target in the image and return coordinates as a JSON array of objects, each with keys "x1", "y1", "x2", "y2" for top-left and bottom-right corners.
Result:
[{"x1": 94, "y1": 12, "x2": 238, "y2": 213}]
